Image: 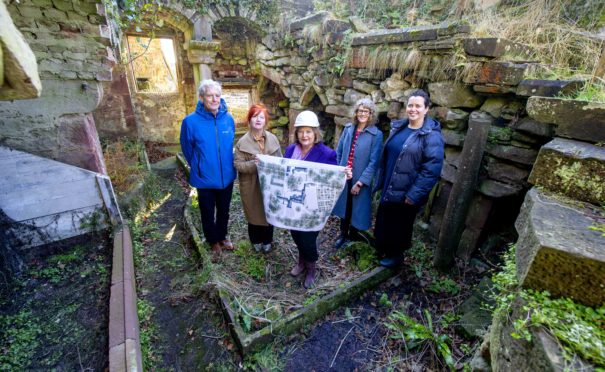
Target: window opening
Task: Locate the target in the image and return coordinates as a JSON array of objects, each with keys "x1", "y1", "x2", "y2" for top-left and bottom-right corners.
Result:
[
  {"x1": 222, "y1": 88, "x2": 251, "y2": 128},
  {"x1": 127, "y1": 36, "x2": 178, "y2": 93}
]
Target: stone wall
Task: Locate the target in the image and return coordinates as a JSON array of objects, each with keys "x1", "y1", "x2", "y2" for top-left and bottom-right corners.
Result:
[
  {"x1": 255, "y1": 14, "x2": 570, "y2": 257},
  {"x1": 0, "y1": 0, "x2": 114, "y2": 173}
]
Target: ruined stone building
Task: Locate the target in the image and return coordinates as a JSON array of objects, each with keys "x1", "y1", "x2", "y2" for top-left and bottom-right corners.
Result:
[{"x1": 1, "y1": 0, "x2": 604, "y2": 368}]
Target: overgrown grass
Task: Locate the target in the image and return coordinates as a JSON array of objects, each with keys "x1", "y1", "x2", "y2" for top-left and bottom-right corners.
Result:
[
  {"x1": 470, "y1": 0, "x2": 604, "y2": 78},
  {"x1": 103, "y1": 138, "x2": 145, "y2": 195}
]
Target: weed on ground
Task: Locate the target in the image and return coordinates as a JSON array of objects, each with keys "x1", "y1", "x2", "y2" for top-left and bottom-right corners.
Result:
[{"x1": 0, "y1": 233, "x2": 111, "y2": 370}]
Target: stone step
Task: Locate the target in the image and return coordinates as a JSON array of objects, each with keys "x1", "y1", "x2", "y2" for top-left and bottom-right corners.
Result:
[
  {"x1": 526, "y1": 97, "x2": 605, "y2": 144},
  {"x1": 528, "y1": 137, "x2": 605, "y2": 206},
  {"x1": 515, "y1": 188, "x2": 605, "y2": 307},
  {"x1": 150, "y1": 156, "x2": 177, "y2": 171}
]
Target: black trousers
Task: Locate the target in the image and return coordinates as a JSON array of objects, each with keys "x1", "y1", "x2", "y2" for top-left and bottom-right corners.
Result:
[
  {"x1": 374, "y1": 202, "x2": 420, "y2": 258},
  {"x1": 340, "y1": 180, "x2": 360, "y2": 237},
  {"x1": 248, "y1": 223, "x2": 274, "y2": 245},
  {"x1": 290, "y1": 230, "x2": 320, "y2": 262},
  {"x1": 197, "y1": 182, "x2": 234, "y2": 245}
]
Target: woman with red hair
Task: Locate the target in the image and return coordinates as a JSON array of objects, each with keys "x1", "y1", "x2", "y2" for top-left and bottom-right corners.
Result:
[{"x1": 234, "y1": 104, "x2": 282, "y2": 252}]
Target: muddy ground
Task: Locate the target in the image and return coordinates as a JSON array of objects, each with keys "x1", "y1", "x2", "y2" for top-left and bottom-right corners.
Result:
[{"x1": 132, "y1": 166, "x2": 490, "y2": 371}]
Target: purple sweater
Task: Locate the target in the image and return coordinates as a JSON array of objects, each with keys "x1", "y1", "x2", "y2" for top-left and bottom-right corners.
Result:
[{"x1": 284, "y1": 143, "x2": 337, "y2": 165}]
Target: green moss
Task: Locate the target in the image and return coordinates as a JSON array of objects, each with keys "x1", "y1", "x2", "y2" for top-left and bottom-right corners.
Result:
[{"x1": 491, "y1": 244, "x2": 605, "y2": 367}]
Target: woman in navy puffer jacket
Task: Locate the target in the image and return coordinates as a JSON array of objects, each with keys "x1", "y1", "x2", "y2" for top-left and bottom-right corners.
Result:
[{"x1": 374, "y1": 89, "x2": 444, "y2": 268}]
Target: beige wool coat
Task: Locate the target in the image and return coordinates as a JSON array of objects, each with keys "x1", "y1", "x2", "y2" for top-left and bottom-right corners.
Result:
[{"x1": 234, "y1": 130, "x2": 282, "y2": 226}]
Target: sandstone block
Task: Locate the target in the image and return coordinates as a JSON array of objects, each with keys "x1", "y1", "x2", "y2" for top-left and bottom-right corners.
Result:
[
  {"x1": 462, "y1": 37, "x2": 532, "y2": 58},
  {"x1": 351, "y1": 22, "x2": 469, "y2": 46},
  {"x1": 0, "y1": 0, "x2": 42, "y2": 100},
  {"x1": 509, "y1": 117, "x2": 554, "y2": 138},
  {"x1": 528, "y1": 138, "x2": 605, "y2": 206},
  {"x1": 485, "y1": 156, "x2": 529, "y2": 185},
  {"x1": 289, "y1": 11, "x2": 328, "y2": 31},
  {"x1": 343, "y1": 89, "x2": 368, "y2": 105},
  {"x1": 465, "y1": 62, "x2": 527, "y2": 86},
  {"x1": 516, "y1": 79, "x2": 583, "y2": 97},
  {"x1": 430, "y1": 106, "x2": 469, "y2": 130},
  {"x1": 428, "y1": 82, "x2": 484, "y2": 108},
  {"x1": 480, "y1": 97, "x2": 507, "y2": 118},
  {"x1": 352, "y1": 80, "x2": 378, "y2": 94},
  {"x1": 326, "y1": 105, "x2": 353, "y2": 117},
  {"x1": 479, "y1": 179, "x2": 522, "y2": 197},
  {"x1": 515, "y1": 188, "x2": 605, "y2": 306},
  {"x1": 485, "y1": 143, "x2": 538, "y2": 165},
  {"x1": 17, "y1": 5, "x2": 43, "y2": 18},
  {"x1": 43, "y1": 7, "x2": 67, "y2": 21},
  {"x1": 526, "y1": 96, "x2": 605, "y2": 144},
  {"x1": 441, "y1": 128, "x2": 465, "y2": 147}
]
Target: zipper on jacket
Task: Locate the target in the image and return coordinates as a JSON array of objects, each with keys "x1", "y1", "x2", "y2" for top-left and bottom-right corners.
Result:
[{"x1": 214, "y1": 115, "x2": 225, "y2": 188}]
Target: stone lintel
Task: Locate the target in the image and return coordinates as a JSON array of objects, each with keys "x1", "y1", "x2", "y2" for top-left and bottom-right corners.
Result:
[
  {"x1": 526, "y1": 96, "x2": 605, "y2": 143},
  {"x1": 516, "y1": 79, "x2": 584, "y2": 97},
  {"x1": 351, "y1": 22, "x2": 469, "y2": 47},
  {"x1": 462, "y1": 37, "x2": 532, "y2": 58},
  {"x1": 528, "y1": 137, "x2": 605, "y2": 205},
  {"x1": 515, "y1": 188, "x2": 605, "y2": 307}
]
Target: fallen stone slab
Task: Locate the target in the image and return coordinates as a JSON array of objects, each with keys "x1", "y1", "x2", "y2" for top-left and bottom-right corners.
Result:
[
  {"x1": 515, "y1": 188, "x2": 605, "y2": 307},
  {"x1": 351, "y1": 22, "x2": 469, "y2": 46},
  {"x1": 516, "y1": 79, "x2": 584, "y2": 97},
  {"x1": 526, "y1": 96, "x2": 605, "y2": 143},
  {"x1": 462, "y1": 37, "x2": 531, "y2": 58},
  {"x1": 528, "y1": 138, "x2": 605, "y2": 206}
]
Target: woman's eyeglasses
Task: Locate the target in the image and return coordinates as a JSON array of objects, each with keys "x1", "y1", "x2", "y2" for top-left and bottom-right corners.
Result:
[{"x1": 357, "y1": 109, "x2": 370, "y2": 114}]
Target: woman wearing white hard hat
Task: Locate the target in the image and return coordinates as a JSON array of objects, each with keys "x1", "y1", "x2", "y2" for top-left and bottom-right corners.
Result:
[{"x1": 284, "y1": 111, "x2": 350, "y2": 288}]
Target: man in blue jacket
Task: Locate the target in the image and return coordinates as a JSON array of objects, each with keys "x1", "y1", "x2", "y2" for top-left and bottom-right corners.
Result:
[{"x1": 180, "y1": 79, "x2": 236, "y2": 253}]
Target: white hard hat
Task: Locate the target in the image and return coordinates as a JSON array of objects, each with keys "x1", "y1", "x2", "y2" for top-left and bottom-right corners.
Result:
[{"x1": 294, "y1": 110, "x2": 320, "y2": 128}]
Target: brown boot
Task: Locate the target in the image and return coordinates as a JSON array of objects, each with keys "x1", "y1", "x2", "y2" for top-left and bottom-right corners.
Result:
[
  {"x1": 304, "y1": 261, "x2": 316, "y2": 289},
  {"x1": 290, "y1": 256, "x2": 305, "y2": 276}
]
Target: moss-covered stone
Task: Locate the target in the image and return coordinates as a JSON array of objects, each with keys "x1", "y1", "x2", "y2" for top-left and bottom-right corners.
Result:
[
  {"x1": 528, "y1": 138, "x2": 605, "y2": 206},
  {"x1": 515, "y1": 188, "x2": 605, "y2": 307}
]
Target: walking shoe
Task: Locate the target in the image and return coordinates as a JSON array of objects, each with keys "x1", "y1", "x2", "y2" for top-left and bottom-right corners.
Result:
[
  {"x1": 210, "y1": 242, "x2": 221, "y2": 253},
  {"x1": 262, "y1": 243, "x2": 272, "y2": 253},
  {"x1": 333, "y1": 235, "x2": 349, "y2": 249},
  {"x1": 290, "y1": 256, "x2": 305, "y2": 276},
  {"x1": 379, "y1": 256, "x2": 404, "y2": 268},
  {"x1": 303, "y1": 261, "x2": 317, "y2": 288},
  {"x1": 253, "y1": 243, "x2": 263, "y2": 253},
  {"x1": 220, "y1": 239, "x2": 234, "y2": 251}
]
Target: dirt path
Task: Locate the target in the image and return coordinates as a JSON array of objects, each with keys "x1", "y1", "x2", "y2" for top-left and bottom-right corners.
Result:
[
  {"x1": 135, "y1": 168, "x2": 482, "y2": 370},
  {"x1": 133, "y1": 170, "x2": 238, "y2": 370}
]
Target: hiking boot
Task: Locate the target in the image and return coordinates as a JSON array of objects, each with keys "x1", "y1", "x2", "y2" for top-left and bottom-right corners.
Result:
[
  {"x1": 379, "y1": 256, "x2": 404, "y2": 268},
  {"x1": 220, "y1": 239, "x2": 234, "y2": 251},
  {"x1": 253, "y1": 243, "x2": 263, "y2": 253},
  {"x1": 333, "y1": 235, "x2": 349, "y2": 249},
  {"x1": 210, "y1": 242, "x2": 221, "y2": 253},
  {"x1": 262, "y1": 243, "x2": 272, "y2": 253},
  {"x1": 304, "y1": 261, "x2": 317, "y2": 289},
  {"x1": 290, "y1": 256, "x2": 305, "y2": 276}
]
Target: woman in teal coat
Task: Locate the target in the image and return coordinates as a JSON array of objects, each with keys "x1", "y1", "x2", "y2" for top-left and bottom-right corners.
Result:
[{"x1": 332, "y1": 98, "x2": 383, "y2": 248}]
